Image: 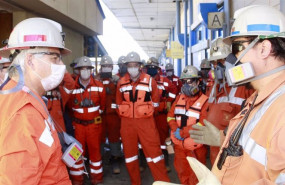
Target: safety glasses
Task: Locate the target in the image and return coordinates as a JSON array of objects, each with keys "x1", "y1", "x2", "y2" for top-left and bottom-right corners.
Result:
[
  {"x1": 31, "y1": 52, "x2": 62, "y2": 64},
  {"x1": 231, "y1": 40, "x2": 253, "y2": 55}
]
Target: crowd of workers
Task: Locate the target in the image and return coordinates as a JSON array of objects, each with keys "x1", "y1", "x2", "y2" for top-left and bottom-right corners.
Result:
[{"x1": 0, "y1": 4, "x2": 285, "y2": 185}]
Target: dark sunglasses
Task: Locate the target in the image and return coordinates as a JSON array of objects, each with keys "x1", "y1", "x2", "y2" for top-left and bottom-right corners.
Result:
[{"x1": 232, "y1": 40, "x2": 253, "y2": 55}]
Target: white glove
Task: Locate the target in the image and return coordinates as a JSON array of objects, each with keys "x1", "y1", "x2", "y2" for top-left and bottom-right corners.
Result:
[
  {"x1": 187, "y1": 157, "x2": 221, "y2": 185},
  {"x1": 189, "y1": 119, "x2": 220, "y2": 146}
]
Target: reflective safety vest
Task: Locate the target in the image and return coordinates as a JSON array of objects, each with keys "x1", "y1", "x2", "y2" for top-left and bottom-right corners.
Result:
[
  {"x1": 171, "y1": 94, "x2": 208, "y2": 150},
  {"x1": 70, "y1": 78, "x2": 104, "y2": 121},
  {"x1": 118, "y1": 73, "x2": 155, "y2": 118}
]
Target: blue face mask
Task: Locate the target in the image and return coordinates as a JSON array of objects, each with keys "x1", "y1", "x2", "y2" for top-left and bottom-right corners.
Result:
[{"x1": 147, "y1": 68, "x2": 158, "y2": 77}]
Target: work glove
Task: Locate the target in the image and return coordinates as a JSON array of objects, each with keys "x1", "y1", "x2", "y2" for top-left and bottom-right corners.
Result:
[
  {"x1": 174, "y1": 128, "x2": 184, "y2": 140},
  {"x1": 152, "y1": 157, "x2": 221, "y2": 185},
  {"x1": 187, "y1": 157, "x2": 221, "y2": 185},
  {"x1": 189, "y1": 119, "x2": 220, "y2": 146}
]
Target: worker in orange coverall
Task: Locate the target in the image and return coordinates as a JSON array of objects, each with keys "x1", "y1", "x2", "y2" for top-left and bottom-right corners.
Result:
[
  {"x1": 145, "y1": 57, "x2": 177, "y2": 172},
  {"x1": 45, "y1": 72, "x2": 75, "y2": 131},
  {"x1": 0, "y1": 17, "x2": 72, "y2": 184},
  {"x1": 68, "y1": 56, "x2": 106, "y2": 185},
  {"x1": 95, "y1": 55, "x2": 122, "y2": 174},
  {"x1": 165, "y1": 62, "x2": 182, "y2": 95},
  {"x1": 116, "y1": 51, "x2": 170, "y2": 185},
  {"x1": 167, "y1": 65, "x2": 208, "y2": 185}
]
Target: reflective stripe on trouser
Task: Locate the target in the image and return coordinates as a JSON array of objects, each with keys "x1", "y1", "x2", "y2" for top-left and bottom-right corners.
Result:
[
  {"x1": 120, "y1": 117, "x2": 170, "y2": 185},
  {"x1": 70, "y1": 122, "x2": 103, "y2": 183},
  {"x1": 174, "y1": 145, "x2": 207, "y2": 185}
]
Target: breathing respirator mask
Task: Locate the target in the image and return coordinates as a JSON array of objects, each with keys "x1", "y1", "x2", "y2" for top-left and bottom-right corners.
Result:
[
  {"x1": 225, "y1": 34, "x2": 285, "y2": 86},
  {"x1": 147, "y1": 65, "x2": 159, "y2": 77},
  {"x1": 181, "y1": 78, "x2": 200, "y2": 96}
]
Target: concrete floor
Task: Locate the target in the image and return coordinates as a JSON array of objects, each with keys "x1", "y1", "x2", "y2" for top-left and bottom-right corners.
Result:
[{"x1": 83, "y1": 150, "x2": 180, "y2": 185}]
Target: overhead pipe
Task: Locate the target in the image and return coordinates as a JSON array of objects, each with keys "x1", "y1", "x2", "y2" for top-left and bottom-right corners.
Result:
[
  {"x1": 184, "y1": 0, "x2": 188, "y2": 66},
  {"x1": 223, "y1": 0, "x2": 230, "y2": 37},
  {"x1": 188, "y1": 0, "x2": 193, "y2": 65},
  {"x1": 176, "y1": 0, "x2": 182, "y2": 76}
]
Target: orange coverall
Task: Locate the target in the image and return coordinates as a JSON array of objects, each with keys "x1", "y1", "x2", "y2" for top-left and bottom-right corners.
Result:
[
  {"x1": 100, "y1": 77, "x2": 121, "y2": 157},
  {"x1": 46, "y1": 72, "x2": 75, "y2": 131},
  {"x1": 212, "y1": 72, "x2": 285, "y2": 185},
  {"x1": 167, "y1": 92, "x2": 208, "y2": 185},
  {"x1": 116, "y1": 73, "x2": 170, "y2": 185},
  {"x1": 0, "y1": 80, "x2": 71, "y2": 184},
  {"x1": 68, "y1": 76, "x2": 106, "y2": 184},
  {"x1": 207, "y1": 83, "x2": 253, "y2": 164}
]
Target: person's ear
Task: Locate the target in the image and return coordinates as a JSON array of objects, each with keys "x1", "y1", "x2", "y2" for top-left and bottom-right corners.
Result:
[
  {"x1": 25, "y1": 53, "x2": 35, "y2": 69},
  {"x1": 260, "y1": 40, "x2": 272, "y2": 59}
]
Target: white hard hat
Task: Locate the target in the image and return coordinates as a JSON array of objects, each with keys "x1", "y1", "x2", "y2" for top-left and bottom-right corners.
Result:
[
  {"x1": 224, "y1": 5, "x2": 285, "y2": 44},
  {"x1": 74, "y1": 56, "x2": 94, "y2": 69},
  {"x1": 0, "y1": 57, "x2": 10, "y2": 64},
  {"x1": 125, "y1": 51, "x2": 141, "y2": 64},
  {"x1": 165, "y1": 63, "x2": 174, "y2": 70},
  {"x1": 146, "y1": 57, "x2": 159, "y2": 67},
  {"x1": 100, "y1": 55, "x2": 113, "y2": 65},
  {"x1": 0, "y1": 17, "x2": 71, "y2": 58},
  {"x1": 200, "y1": 59, "x2": 211, "y2": 69},
  {"x1": 180, "y1": 65, "x2": 200, "y2": 79},
  {"x1": 208, "y1": 38, "x2": 231, "y2": 62},
  {"x1": 117, "y1": 56, "x2": 126, "y2": 65}
]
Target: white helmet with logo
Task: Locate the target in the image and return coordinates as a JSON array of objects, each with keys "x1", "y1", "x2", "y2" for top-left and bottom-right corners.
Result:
[
  {"x1": 180, "y1": 65, "x2": 200, "y2": 79},
  {"x1": 0, "y1": 17, "x2": 71, "y2": 58},
  {"x1": 165, "y1": 63, "x2": 174, "y2": 70},
  {"x1": 208, "y1": 38, "x2": 231, "y2": 62},
  {"x1": 100, "y1": 55, "x2": 113, "y2": 65},
  {"x1": 224, "y1": 5, "x2": 285, "y2": 44},
  {"x1": 74, "y1": 56, "x2": 94, "y2": 69},
  {"x1": 125, "y1": 51, "x2": 141, "y2": 64}
]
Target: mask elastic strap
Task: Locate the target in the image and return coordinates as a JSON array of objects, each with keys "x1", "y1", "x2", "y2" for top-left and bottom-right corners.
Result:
[
  {"x1": 0, "y1": 65, "x2": 25, "y2": 94},
  {"x1": 234, "y1": 37, "x2": 260, "y2": 65},
  {"x1": 235, "y1": 65, "x2": 285, "y2": 86}
]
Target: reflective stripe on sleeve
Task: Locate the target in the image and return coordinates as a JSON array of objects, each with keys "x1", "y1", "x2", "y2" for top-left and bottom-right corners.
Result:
[
  {"x1": 125, "y1": 155, "x2": 138, "y2": 163},
  {"x1": 169, "y1": 92, "x2": 176, "y2": 98},
  {"x1": 63, "y1": 86, "x2": 72, "y2": 94},
  {"x1": 153, "y1": 102, "x2": 159, "y2": 107},
  {"x1": 157, "y1": 85, "x2": 165, "y2": 90},
  {"x1": 163, "y1": 82, "x2": 169, "y2": 87},
  {"x1": 160, "y1": 145, "x2": 166, "y2": 149},
  {"x1": 72, "y1": 108, "x2": 84, "y2": 113},
  {"x1": 111, "y1": 103, "x2": 117, "y2": 109},
  {"x1": 167, "y1": 117, "x2": 175, "y2": 122},
  {"x1": 149, "y1": 77, "x2": 152, "y2": 91}
]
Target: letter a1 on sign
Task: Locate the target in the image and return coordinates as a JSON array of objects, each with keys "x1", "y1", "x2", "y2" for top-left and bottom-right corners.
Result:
[{"x1": 208, "y1": 12, "x2": 224, "y2": 29}]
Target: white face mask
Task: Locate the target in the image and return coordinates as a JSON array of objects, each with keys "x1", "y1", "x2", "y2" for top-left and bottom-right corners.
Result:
[
  {"x1": 166, "y1": 71, "x2": 173, "y2": 77},
  {"x1": 33, "y1": 58, "x2": 66, "y2": 91},
  {"x1": 80, "y1": 69, "x2": 91, "y2": 80},
  {"x1": 101, "y1": 67, "x2": 112, "y2": 73},
  {"x1": 127, "y1": 67, "x2": 140, "y2": 78}
]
